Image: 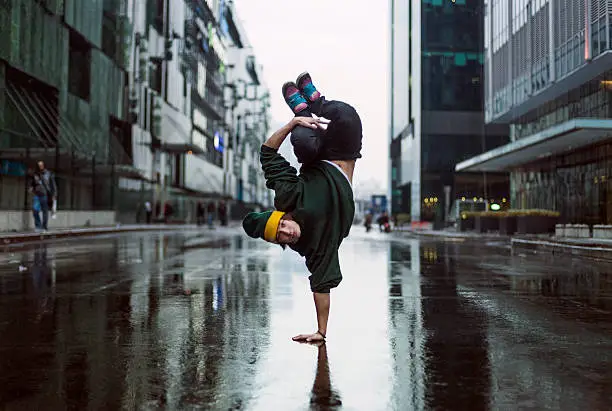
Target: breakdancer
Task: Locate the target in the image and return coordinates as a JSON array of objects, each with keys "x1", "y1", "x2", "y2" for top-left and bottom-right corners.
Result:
[{"x1": 242, "y1": 72, "x2": 362, "y2": 343}]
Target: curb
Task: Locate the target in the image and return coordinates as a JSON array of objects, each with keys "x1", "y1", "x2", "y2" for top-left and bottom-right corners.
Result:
[
  {"x1": 512, "y1": 238, "x2": 612, "y2": 262},
  {"x1": 399, "y1": 230, "x2": 510, "y2": 241}
]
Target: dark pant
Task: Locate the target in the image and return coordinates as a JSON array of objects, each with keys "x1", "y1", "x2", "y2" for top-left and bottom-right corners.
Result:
[
  {"x1": 290, "y1": 98, "x2": 326, "y2": 164},
  {"x1": 32, "y1": 194, "x2": 49, "y2": 230},
  {"x1": 290, "y1": 97, "x2": 363, "y2": 165}
]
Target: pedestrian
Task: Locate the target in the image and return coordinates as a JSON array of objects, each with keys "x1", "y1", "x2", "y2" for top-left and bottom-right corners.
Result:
[
  {"x1": 145, "y1": 201, "x2": 152, "y2": 224},
  {"x1": 364, "y1": 212, "x2": 373, "y2": 232},
  {"x1": 155, "y1": 201, "x2": 161, "y2": 221},
  {"x1": 29, "y1": 161, "x2": 57, "y2": 232},
  {"x1": 207, "y1": 201, "x2": 216, "y2": 228},
  {"x1": 242, "y1": 72, "x2": 362, "y2": 343},
  {"x1": 163, "y1": 202, "x2": 173, "y2": 223},
  {"x1": 196, "y1": 201, "x2": 205, "y2": 226},
  {"x1": 218, "y1": 201, "x2": 228, "y2": 226},
  {"x1": 377, "y1": 211, "x2": 390, "y2": 232}
]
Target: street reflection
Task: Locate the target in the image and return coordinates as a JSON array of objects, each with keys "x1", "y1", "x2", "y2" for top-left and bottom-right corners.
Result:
[
  {"x1": 0, "y1": 232, "x2": 271, "y2": 409},
  {"x1": 387, "y1": 239, "x2": 491, "y2": 410},
  {"x1": 388, "y1": 238, "x2": 425, "y2": 410},
  {"x1": 419, "y1": 242, "x2": 491, "y2": 410},
  {"x1": 0, "y1": 231, "x2": 611, "y2": 409},
  {"x1": 507, "y1": 262, "x2": 612, "y2": 313}
]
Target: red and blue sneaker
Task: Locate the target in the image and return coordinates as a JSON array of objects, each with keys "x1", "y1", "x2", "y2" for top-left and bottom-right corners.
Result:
[
  {"x1": 282, "y1": 81, "x2": 308, "y2": 114},
  {"x1": 296, "y1": 72, "x2": 321, "y2": 102}
]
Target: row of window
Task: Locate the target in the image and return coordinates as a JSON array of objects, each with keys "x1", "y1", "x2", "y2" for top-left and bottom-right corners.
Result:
[
  {"x1": 422, "y1": 1, "x2": 482, "y2": 52},
  {"x1": 487, "y1": 18, "x2": 612, "y2": 119},
  {"x1": 421, "y1": 53, "x2": 483, "y2": 111},
  {"x1": 512, "y1": 142, "x2": 612, "y2": 224},
  {"x1": 510, "y1": 73, "x2": 612, "y2": 140}
]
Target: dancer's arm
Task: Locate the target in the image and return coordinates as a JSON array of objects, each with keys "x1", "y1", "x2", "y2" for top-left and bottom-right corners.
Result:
[
  {"x1": 261, "y1": 118, "x2": 321, "y2": 211},
  {"x1": 260, "y1": 146, "x2": 300, "y2": 211},
  {"x1": 263, "y1": 117, "x2": 320, "y2": 150}
]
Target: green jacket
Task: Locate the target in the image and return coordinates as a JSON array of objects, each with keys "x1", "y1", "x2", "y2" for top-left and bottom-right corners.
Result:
[{"x1": 261, "y1": 145, "x2": 355, "y2": 293}]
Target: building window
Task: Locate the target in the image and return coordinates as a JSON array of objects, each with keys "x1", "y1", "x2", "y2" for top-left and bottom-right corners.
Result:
[
  {"x1": 421, "y1": 0, "x2": 483, "y2": 112},
  {"x1": 147, "y1": 0, "x2": 164, "y2": 33},
  {"x1": 149, "y1": 60, "x2": 162, "y2": 94},
  {"x1": 68, "y1": 30, "x2": 91, "y2": 101},
  {"x1": 421, "y1": 52, "x2": 483, "y2": 111}
]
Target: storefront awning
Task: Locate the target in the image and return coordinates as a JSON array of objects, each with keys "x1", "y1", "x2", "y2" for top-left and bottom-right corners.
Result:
[
  {"x1": 455, "y1": 118, "x2": 612, "y2": 172},
  {"x1": 168, "y1": 186, "x2": 229, "y2": 200},
  {"x1": 80, "y1": 164, "x2": 150, "y2": 180}
]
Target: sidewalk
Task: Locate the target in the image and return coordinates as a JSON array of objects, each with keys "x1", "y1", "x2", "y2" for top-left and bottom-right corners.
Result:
[
  {"x1": 396, "y1": 227, "x2": 510, "y2": 241},
  {"x1": 399, "y1": 226, "x2": 612, "y2": 261},
  {"x1": 512, "y1": 236, "x2": 612, "y2": 262},
  {"x1": 0, "y1": 223, "x2": 241, "y2": 247}
]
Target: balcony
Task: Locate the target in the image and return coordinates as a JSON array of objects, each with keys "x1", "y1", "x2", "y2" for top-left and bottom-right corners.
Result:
[
  {"x1": 185, "y1": 0, "x2": 216, "y2": 27},
  {"x1": 246, "y1": 56, "x2": 260, "y2": 85},
  {"x1": 205, "y1": 64, "x2": 225, "y2": 93},
  {"x1": 183, "y1": 17, "x2": 224, "y2": 74}
]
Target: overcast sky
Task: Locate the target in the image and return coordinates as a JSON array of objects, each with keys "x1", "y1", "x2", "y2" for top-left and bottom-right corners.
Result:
[{"x1": 235, "y1": 0, "x2": 390, "y2": 196}]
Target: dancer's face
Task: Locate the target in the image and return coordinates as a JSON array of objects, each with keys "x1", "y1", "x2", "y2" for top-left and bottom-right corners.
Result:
[{"x1": 276, "y1": 217, "x2": 301, "y2": 244}]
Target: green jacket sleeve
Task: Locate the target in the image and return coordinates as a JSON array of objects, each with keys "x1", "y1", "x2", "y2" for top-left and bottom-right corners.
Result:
[
  {"x1": 260, "y1": 145, "x2": 303, "y2": 211},
  {"x1": 305, "y1": 247, "x2": 342, "y2": 293}
]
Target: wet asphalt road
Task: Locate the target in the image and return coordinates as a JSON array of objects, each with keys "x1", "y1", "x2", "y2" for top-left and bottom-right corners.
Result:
[{"x1": 0, "y1": 227, "x2": 611, "y2": 410}]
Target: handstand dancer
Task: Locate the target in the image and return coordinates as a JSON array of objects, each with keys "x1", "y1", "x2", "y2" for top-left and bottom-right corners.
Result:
[{"x1": 242, "y1": 72, "x2": 362, "y2": 343}]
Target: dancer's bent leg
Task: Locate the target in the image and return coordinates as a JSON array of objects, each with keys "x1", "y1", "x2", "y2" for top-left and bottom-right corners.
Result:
[{"x1": 283, "y1": 78, "x2": 327, "y2": 165}]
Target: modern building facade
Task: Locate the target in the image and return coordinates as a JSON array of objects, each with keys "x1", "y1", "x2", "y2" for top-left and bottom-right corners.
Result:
[
  {"x1": 0, "y1": 0, "x2": 271, "y2": 230},
  {"x1": 222, "y1": 4, "x2": 272, "y2": 214},
  {"x1": 0, "y1": 0, "x2": 133, "y2": 225},
  {"x1": 389, "y1": 0, "x2": 509, "y2": 223},
  {"x1": 456, "y1": 0, "x2": 612, "y2": 225},
  {"x1": 124, "y1": 0, "x2": 272, "y2": 223}
]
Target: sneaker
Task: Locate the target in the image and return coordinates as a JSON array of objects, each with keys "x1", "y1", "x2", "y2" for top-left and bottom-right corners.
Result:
[
  {"x1": 282, "y1": 82, "x2": 308, "y2": 114},
  {"x1": 296, "y1": 72, "x2": 321, "y2": 102}
]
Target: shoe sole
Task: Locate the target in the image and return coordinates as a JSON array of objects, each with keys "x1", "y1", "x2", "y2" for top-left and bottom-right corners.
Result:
[
  {"x1": 282, "y1": 81, "x2": 298, "y2": 99},
  {"x1": 282, "y1": 81, "x2": 308, "y2": 112},
  {"x1": 296, "y1": 72, "x2": 310, "y2": 90}
]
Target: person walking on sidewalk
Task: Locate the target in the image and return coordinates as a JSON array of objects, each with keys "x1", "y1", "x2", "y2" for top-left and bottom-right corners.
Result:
[
  {"x1": 196, "y1": 201, "x2": 205, "y2": 226},
  {"x1": 242, "y1": 72, "x2": 362, "y2": 343},
  {"x1": 218, "y1": 201, "x2": 228, "y2": 226},
  {"x1": 207, "y1": 201, "x2": 216, "y2": 229},
  {"x1": 29, "y1": 161, "x2": 57, "y2": 232},
  {"x1": 145, "y1": 201, "x2": 152, "y2": 224}
]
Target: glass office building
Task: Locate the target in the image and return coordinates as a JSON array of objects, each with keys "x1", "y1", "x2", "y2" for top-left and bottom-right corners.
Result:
[
  {"x1": 457, "y1": 0, "x2": 612, "y2": 225},
  {"x1": 390, "y1": 0, "x2": 509, "y2": 222}
]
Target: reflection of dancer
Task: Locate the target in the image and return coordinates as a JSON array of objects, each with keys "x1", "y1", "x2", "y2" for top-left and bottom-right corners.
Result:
[
  {"x1": 242, "y1": 72, "x2": 362, "y2": 343},
  {"x1": 308, "y1": 342, "x2": 342, "y2": 408}
]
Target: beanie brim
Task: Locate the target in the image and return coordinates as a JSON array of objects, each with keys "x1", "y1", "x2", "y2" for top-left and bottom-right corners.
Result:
[{"x1": 264, "y1": 210, "x2": 286, "y2": 243}]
